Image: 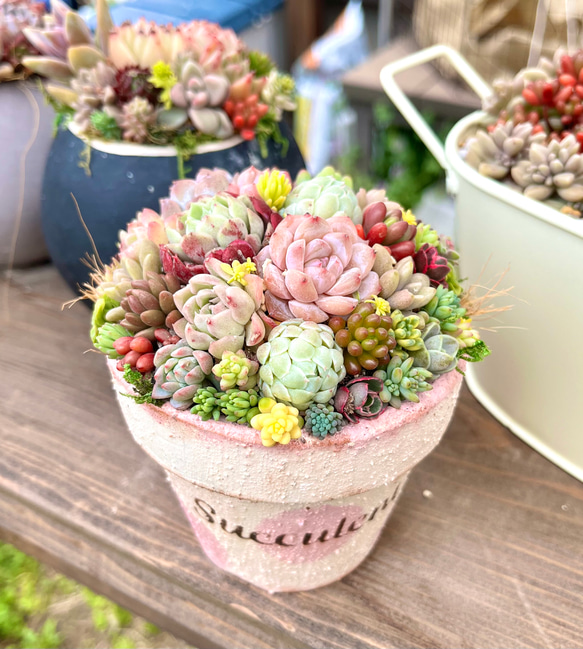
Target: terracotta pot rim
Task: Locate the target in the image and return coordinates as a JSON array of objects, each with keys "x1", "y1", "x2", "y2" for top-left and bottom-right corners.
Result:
[
  {"x1": 108, "y1": 359, "x2": 464, "y2": 451},
  {"x1": 67, "y1": 121, "x2": 244, "y2": 158}
]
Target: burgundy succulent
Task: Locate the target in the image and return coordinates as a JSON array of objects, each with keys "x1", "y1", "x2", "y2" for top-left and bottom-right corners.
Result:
[
  {"x1": 360, "y1": 201, "x2": 416, "y2": 261},
  {"x1": 205, "y1": 239, "x2": 256, "y2": 265},
  {"x1": 414, "y1": 244, "x2": 449, "y2": 287},
  {"x1": 113, "y1": 65, "x2": 160, "y2": 104},
  {"x1": 160, "y1": 245, "x2": 204, "y2": 283},
  {"x1": 334, "y1": 376, "x2": 387, "y2": 423}
]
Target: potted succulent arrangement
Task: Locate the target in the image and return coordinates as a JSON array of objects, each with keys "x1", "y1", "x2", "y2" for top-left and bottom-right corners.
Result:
[
  {"x1": 86, "y1": 164, "x2": 491, "y2": 592},
  {"x1": 0, "y1": 0, "x2": 55, "y2": 268},
  {"x1": 22, "y1": 0, "x2": 303, "y2": 292},
  {"x1": 381, "y1": 46, "x2": 583, "y2": 483}
]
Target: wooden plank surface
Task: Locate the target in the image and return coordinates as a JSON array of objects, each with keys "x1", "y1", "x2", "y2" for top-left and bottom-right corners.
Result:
[
  {"x1": 342, "y1": 36, "x2": 481, "y2": 117},
  {"x1": 1, "y1": 266, "x2": 583, "y2": 649}
]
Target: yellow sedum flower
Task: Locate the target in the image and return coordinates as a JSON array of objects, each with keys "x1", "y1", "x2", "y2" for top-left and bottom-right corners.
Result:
[
  {"x1": 364, "y1": 295, "x2": 391, "y2": 316},
  {"x1": 148, "y1": 61, "x2": 177, "y2": 110},
  {"x1": 256, "y1": 169, "x2": 292, "y2": 210},
  {"x1": 219, "y1": 258, "x2": 257, "y2": 286},
  {"x1": 402, "y1": 209, "x2": 417, "y2": 226},
  {"x1": 251, "y1": 398, "x2": 303, "y2": 447}
]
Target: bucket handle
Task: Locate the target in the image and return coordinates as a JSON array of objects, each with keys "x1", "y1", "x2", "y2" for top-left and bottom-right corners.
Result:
[{"x1": 379, "y1": 45, "x2": 492, "y2": 193}]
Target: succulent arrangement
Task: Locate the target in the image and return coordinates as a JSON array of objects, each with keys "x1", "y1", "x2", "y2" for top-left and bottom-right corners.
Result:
[
  {"x1": 0, "y1": 0, "x2": 46, "y2": 81},
  {"x1": 462, "y1": 50, "x2": 583, "y2": 216},
  {"x1": 88, "y1": 165, "x2": 491, "y2": 446},
  {"x1": 19, "y1": 0, "x2": 295, "y2": 170}
]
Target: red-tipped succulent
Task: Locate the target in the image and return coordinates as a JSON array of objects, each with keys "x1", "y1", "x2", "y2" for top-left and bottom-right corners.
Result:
[
  {"x1": 334, "y1": 376, "x2": 387, "y2": 423},
  {"x1": 205, "y1": 239, "x2": 256, "y2": 266},
  {"x1": 359, "y1": 201, "x2": 416, "y2": 261},
  {"x1": 160, "y1": 245, "x2": 205, "y2": 283},
  {"x1": 414, "y1": 244, "x2": 449, "y2": 287}
]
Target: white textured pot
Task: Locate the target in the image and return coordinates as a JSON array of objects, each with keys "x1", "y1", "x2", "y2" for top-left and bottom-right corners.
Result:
[
  {"x1": 108, "y1": 360, "x2": 463, "y2": 592},
  {"x1": 0, "y1": 81, "x2": 54, "y2": 268},
  {"x1": 381, "y1": 45, "x2": 583, "y2": 482}
]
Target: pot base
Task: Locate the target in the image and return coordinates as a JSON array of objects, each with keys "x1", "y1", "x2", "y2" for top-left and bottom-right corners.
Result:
[{"x1": 170, "y1": 472, "x2": 408, "y2": 593}]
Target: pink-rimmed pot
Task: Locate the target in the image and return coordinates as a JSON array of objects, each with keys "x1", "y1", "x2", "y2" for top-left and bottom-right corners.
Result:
[{"x1": 109, "y1": 360, "x2": 463, "y2": 592}]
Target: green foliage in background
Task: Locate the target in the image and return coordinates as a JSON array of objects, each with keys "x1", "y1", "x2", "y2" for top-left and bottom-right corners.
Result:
[
  {"x1": 0, "y1": 542, "x2": 144, "y2": 649},
  {"x1": 336, "y1": 103, "x2": 455, "y2": 209},
  {"x1": 0, "y1": 543, "x2": 65, "y2": 648}
]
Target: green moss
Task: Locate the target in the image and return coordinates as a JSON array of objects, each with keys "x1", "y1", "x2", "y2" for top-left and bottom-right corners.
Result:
[{"x1": 121, "y1": 364, "x2": 164, "y2": 406}]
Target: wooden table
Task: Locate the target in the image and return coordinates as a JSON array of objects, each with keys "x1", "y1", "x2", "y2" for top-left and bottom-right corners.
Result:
[{"x1": 1, "y1": 266, "x2": 582, "y2": 649}]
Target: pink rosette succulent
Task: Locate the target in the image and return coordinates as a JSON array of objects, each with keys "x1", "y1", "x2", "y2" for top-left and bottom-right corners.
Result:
[
  {"x1": 256, "y1": 213, "x2": 381, "y2": 323},
  {"x1": 182, "y1": 20, "x2": 245, "y2": 79},
  {"x1": 159, "y1": 169, "x2": 232, "y2": 218},
  {"x1": 227, "y1": 166, "x2": 263, "y2": 198}
]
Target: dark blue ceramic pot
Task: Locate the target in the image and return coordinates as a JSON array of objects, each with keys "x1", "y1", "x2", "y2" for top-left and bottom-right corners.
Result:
[{"x1": 41, "y1": 121, "x2": 305, "y2": 293}]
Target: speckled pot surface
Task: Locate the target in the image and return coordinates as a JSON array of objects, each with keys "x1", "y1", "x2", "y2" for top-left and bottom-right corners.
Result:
[
  {"x1": 108, "y1": 360, "x2": 463, "y2": 592},
  {"x1": 41, "y1": 122, "x2": 305, "y2": 293}
]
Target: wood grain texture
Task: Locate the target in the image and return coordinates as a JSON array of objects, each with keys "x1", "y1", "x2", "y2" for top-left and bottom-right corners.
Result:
[
  {"x1": 1, "y1": 267, "x2": 582, "y2": 649},
  {"x1": 342, "y1": 36, "x2": 481, "y2": 117}
]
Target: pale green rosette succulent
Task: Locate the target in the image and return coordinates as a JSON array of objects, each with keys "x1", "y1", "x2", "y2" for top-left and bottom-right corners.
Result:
[
  {"x1": 411, "y1": 321, "x2": 459, "y2": 375},
  {"x1": 257, "y1": 319, "x2": 346, "y2": 410},
  {"x1": 374, "y1": 356, "x2": 433, "y2": 408},
  {"x1": 180, "y1": 193, "x2": 265, "y2": 263},
  {"x1": 282, "y1": 174, "x2": 363, "y2": 225},
  {"x1": 152, "y1": 341, "x2": 214, "y2": 410}
]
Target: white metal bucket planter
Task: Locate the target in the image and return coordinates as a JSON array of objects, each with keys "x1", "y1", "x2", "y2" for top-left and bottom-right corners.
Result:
[{"x1": 381, "y1": 45, "x2": 583, "y2": 482}]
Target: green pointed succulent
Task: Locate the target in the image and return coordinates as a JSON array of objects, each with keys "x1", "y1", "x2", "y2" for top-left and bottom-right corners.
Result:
[
  {"x1": 191, "y1": 386, "x2": 260, "y2": 424},
  {"x1": 391, "y1": 309, "x2": 425, "y2": 354},
  {"x1": 90, "y1": 295, "x2": 121, "y2": 343},
  {"x1": 411, "y1": 321, "x2": 459, "y2": 375},
  {"x1": 94, "y1": 323, "x2": 132, "y2": 358},
  {"x1": 374, "y1": 356, "x2": 433, "y2": 408},
  {"x1": 219, "y1": 389, "x2": 260, "y2": 424},
  {"x1": 212, "y1": 350, "x2": 259, "y2": 391},
  {"x1": 421, "y1": 285, "x2": 466, "y2": 333},
  {"x1": 304, "y1": 402, "x2": 344, "y2": 439},
  {"x1": 414, "y1": 222, "x2": 439, "y2": 250},
  {"x1": 282, "y1": 172, "x2": 362, "y2": 224},
  {"x1": 191, "y1": 386, "x2": 221, "y2": 421}
]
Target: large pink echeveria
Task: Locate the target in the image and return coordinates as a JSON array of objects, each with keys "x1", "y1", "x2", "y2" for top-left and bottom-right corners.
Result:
[{"x1": 256, "y1": 214, "x2": 381, "y2": 323}]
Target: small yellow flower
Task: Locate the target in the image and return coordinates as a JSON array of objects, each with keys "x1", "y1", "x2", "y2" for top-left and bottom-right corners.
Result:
[
  {"x1": 219, "y1": 258, "x2": 257, "y2": 285},
  {"x1": 256, "y1": 169, "x2": 292, "y2": 211},
  {"x1": 364, "y1": 295, "x2": 391, "y2": 316},
  {"x1": 148, "y1": 61, "x2": 177, "y2": 110},
  {"x1": 251, "y1": 399, "x2": 303, "y2": 447},
  {"x1": 402, "y1": 209, "x2": 417, "y2": 226}
]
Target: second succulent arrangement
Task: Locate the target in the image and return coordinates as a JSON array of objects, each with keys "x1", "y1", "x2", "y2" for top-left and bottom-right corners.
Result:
[
  {"x1": 462, "y1": 49, "x2": 583, "y2": 216},
  {"x1": 88, "y1": 165, "x2": 490, "y2": 447},
  {"x1": 16, "y1": 0, "x2": 294, "y2": 163}
]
